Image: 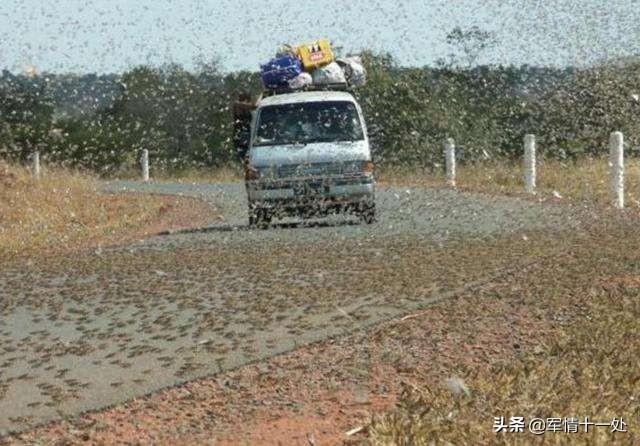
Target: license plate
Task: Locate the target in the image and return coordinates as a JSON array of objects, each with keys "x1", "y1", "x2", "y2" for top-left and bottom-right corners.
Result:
[{"x1": 294, "y1": 182, "x2": 323, "y2": 196}]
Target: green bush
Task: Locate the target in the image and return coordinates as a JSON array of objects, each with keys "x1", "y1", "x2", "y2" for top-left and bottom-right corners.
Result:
[{"x1": 2, "y1": 56, "x2": 640, "y2": 172}]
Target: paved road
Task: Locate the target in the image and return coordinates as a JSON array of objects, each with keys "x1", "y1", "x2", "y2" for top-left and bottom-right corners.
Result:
[
  {"x1": 105, "y1": 180, "x2": 584, "y2": 242},
  {"x1": 0, "y1": 182, "x2": 589, "y2": 434}
]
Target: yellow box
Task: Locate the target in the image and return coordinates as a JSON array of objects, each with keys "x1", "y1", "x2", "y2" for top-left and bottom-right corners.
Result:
[{"x1": 296, "y1": 39, "x2": 335, "y2": 71}]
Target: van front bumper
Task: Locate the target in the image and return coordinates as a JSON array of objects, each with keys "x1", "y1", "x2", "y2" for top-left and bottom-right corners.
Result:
[{"x1": 246, "y1": 175, "x2": 375, "y2": 210}]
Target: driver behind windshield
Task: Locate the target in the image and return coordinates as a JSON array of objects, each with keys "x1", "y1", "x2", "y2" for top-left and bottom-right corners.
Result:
[{"x1": 254, "y1": 101, "x2": 364, "y2": 146}]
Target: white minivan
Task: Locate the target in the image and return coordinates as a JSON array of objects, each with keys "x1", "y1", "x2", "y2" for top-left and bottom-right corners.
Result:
[{"x1": 244, "y1": 89, "x2": 375, "y2": 227}]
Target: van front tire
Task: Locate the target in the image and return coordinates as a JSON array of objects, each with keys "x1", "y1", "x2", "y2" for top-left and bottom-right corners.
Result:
[
  {"x1": 249, "y1": 208, "x2": 272, "y2": 229},
  {"x1": 358, "y1": 202, "x2": 376, "y2": 224}
]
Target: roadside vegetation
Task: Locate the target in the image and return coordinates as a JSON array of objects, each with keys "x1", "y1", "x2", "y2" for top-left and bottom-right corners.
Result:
[
  {"x1": 0, "y1": 161, "x2": 216, "y2": 261},
  {"x1": 117, "y1": 164, "x2": 243, "y2": 185},
  {"x1": 365, "y1": 227, "x2": 640, "y2": 445},
  {"x1": 2, "y1": 27, "x2": 640, "y2": 174},
  {"x1": 380, "y1": 156, "x2": 640, "y2": 207}
]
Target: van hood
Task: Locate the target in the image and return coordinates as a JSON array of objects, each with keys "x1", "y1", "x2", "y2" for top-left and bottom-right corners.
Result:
[{"x1": 249, "y1": 140, "x2": 370, "y2": 168}]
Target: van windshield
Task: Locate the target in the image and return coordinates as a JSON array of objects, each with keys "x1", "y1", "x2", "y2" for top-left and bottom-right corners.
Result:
[{"x1": 253, "y1": 101, "x2": 364, "y2": 147}]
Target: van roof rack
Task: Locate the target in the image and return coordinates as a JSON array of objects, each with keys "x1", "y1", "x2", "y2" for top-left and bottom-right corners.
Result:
[{"x1": 262, "y1": 82, "x2": 350, "y2": 97}]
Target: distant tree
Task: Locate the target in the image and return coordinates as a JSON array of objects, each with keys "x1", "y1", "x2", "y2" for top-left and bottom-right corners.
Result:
[
  {"x1": 441, "y1": 26, "x2": 496, "y2": 68},
  {"x1": 538, "y1": 62, "x2": 640, "y2": 158},
  {"x1": 0, "y1": 71, "x2": 54, "y2": 161},
  {"x1": 5, "y1": 45, "x2": 637, "y2": 172}
]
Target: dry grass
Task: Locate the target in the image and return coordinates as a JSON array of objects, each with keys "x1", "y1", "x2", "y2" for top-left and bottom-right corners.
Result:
[
  {"x1": 363, "y1": 223, "x2": 640, "y2": 445},
  {"x1": 116, "y1": 165, "x2": 243, "y2": 184},
  {"x1": 0, "y1": 163, "x2": 216, "y2": 260},
  {"x1": 365, "y1": 296, "x2": 639, "y2": 445},
  {"x1": 379, "y1": 157, "x2": 640, "y2": 207}
]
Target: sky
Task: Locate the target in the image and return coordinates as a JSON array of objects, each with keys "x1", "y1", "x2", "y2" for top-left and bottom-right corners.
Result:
[{"x1": 0, "y1": 0, "x2": 638, "y2": 74}]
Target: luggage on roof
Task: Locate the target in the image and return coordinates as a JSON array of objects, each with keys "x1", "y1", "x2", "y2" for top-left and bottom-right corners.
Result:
[
  {"x1": 296, "y1": 39, "x2": 335, "y2": 71},
  {"x1": 259, "y1": 39, "x2": 366, "y2": 94},
  {"x1": 311, "y1": 61, "x2": 346, "y2": 85},
  {"x1": 287, "y1": 72, "x2": 313, "y2": 90},
  {"x1": 260, "y1": 55, "x2": 303, "y2": 90},
  {"x1": 275, "y1": 44, "x2": 297, "y2": 58},
  {"x1": 336, "y1": 56, "x2": 366, "y2": 87}
]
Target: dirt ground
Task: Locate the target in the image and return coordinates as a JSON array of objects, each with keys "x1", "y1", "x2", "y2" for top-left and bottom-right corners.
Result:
[
  {"x1": 0, "y1": 162, "x2": 221, "y2": 262},
  {"x1": 1, "y1": 192, "x2": 219, "y2": 263}
]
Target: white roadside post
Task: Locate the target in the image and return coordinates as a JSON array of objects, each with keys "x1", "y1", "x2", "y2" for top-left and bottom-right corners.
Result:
[
  {"x1": 444, "y1": 138, "x2": 456, "y2": 187},
  {"x1": 141, "y1": 149, "x2": 150, "y2": 182},
  {"x1": 32, "y1": 150, "x2": 41, "y2": 180},
  {"x1": 523, "y1": 134, "x2": 536, "y2": 194},
  {"x1": 609, "y1": 131, "x2": 624, "y2": 209}
]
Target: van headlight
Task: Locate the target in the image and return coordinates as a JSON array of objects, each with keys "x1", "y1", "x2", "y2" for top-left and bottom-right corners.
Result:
[{"x1": 362, "y1": 161, "x2": 375, "y2": 174}]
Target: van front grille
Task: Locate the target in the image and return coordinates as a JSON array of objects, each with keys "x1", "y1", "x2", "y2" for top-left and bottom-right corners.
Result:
[{"x1": 270, "y1": 161, "x2": 367, "y2": 178}]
